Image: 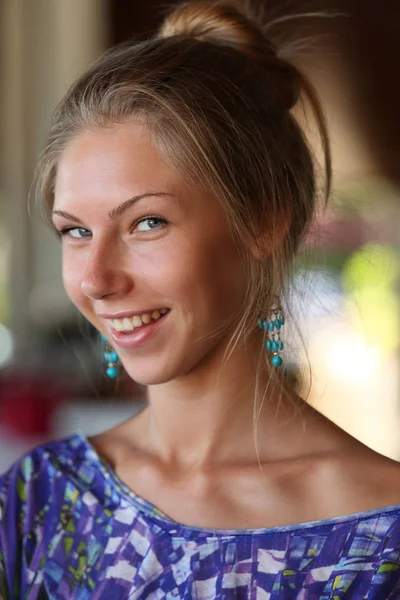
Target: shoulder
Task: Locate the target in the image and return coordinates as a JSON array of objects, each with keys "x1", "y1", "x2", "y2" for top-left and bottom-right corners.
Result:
[
  {"x1": 295, "y1": 407, "x2": 400, "y2": 512},
  {"x1": 0, "y1": 432, "x2": 103, "y2": 549},
  {"x1": 0, "y1": 433, "x2": 110, "y2": 599},
  {"x1": 313, "y1": 440, "x2": 400, "y2": 519},
  {"x1": 0, "y1": 433, "x2": 92, "y2": 510}
]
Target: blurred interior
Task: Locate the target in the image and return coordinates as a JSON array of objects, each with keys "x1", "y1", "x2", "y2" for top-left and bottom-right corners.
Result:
[{"x1": 0, "y1": 0, "x2": 399, "y2": 471}]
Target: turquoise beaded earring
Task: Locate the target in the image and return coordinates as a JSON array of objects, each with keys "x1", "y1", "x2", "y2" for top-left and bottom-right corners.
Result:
[
  {"x1": 100, "y1": 333, "x2": 120, "y2": 378},
  {"x1": 257, "y1": 301, "x2": 285, "y2": 367}
]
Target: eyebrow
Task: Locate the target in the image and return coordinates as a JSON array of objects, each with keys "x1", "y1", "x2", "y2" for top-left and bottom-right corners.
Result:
[{"x1": 52, "y1": 192, "x2": 175, "y2": 224}]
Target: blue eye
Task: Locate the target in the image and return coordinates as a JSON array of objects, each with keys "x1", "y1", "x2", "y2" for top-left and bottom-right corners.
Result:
[
  {"x1": 135, "y1": 217, "x2": 167, "y2": 232},
  {"x1": 56, "y1": 216, "x2": 167, "y2": 240},
  {"x1": 57, "y1": 227, "x2": 91, "y2": 239}
]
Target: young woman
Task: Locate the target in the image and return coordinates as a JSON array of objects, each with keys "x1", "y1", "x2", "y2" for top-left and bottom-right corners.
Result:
[{"x1": 1, "y1": 1, "x2": 400, "y2": 598}]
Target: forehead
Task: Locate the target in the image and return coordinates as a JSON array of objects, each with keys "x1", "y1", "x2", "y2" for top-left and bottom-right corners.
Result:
[{"x1": 54, "y1": 122, "x2": 181, "y2": 206}]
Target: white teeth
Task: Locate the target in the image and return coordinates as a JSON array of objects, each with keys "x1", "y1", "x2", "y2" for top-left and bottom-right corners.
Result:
[
  {"x1": 113, "y1": 320, "x2": 124, "y2": 331},
  {"x1": 109, "y1": 308, "x2": 168, "y2": 332},
  {"x1": 122, "y1": 318, "x2": 134, "y2": 331},
  {"x1": 132, "y1": 315, "x2": 142, "y2": 328}
]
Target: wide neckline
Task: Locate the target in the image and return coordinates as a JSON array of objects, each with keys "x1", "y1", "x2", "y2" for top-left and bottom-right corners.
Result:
[{"x1": 76, "y1": 430, "x2": 400, "y2": 538}]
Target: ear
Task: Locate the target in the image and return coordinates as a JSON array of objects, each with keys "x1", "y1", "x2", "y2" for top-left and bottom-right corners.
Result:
[{"x1": 250, "y1": 211, "x2": 291, "y2": 260}]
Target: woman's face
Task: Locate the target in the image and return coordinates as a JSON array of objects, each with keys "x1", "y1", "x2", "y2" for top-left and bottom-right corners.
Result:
[{"x1": 53, "y1": 121, "x2": 248, "y2": 385}]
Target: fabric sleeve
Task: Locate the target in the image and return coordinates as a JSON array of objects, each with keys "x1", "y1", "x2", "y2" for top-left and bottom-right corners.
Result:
[
  {"x1": 0, "y1": 464, "x2": 25, "y2": 600},
  {"x1": 0, "y1": 544, "x2": 10, "y2": 600}
]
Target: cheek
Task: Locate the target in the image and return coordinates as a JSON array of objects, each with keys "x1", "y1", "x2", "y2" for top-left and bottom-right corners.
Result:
[
  {"x1": 156, "y1": 232, "x2": 246, "y2": 318},
  {"x1": 202, "y1": 237, "x2": 247, "y2": 318},
  {"x1": 63, "y1": 261, "x2": 100, "y2": 333},
  {"x1": 62, "y1": 254, "x2": 86, "y2": 309},
  {"x1": 205, "y1": 250, "x2": 246, "y2": 315}
]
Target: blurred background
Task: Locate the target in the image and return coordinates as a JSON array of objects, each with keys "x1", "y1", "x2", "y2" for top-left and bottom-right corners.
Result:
[{"x1": 0, "y1": 0, "x2": 399, "y2": 471}]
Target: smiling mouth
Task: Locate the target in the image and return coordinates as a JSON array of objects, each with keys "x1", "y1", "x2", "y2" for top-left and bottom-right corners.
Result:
[
  {"x1": 108, "y1": 308, "x2": 170, "y2": 348},
  {"x1": 107, "y1": 308, "x2": 170, "y2": 333}
]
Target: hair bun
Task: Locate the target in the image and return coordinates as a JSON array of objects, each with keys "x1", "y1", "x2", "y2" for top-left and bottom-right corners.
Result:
[{"x1": 158, "y1": 0, "x2": 300, "y2": 111}]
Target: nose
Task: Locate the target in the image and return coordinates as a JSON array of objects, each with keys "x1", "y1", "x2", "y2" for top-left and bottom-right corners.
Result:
[{"x1": 80, "y1": 241, "x2": 132, "y2": 300}]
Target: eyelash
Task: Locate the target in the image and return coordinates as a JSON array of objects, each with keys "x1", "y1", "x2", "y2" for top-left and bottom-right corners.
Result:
[{"x1": 56, "y1": 216, "x2": 168, "y2": 239}]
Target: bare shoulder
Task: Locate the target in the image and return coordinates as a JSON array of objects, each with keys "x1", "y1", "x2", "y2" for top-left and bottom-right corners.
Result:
[
  {"x1": 347, "y1": 443, "x2": 400, "y2": 494},
  {"x1": 315, "y1": 438, "x2": 400, "y2": 515},
  {"x1": 294, "y1": 406, "x2": 400, "y2": 515}
]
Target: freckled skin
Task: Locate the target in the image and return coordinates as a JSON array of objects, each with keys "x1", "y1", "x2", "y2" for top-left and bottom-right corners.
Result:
[
  {"x1": 53, "y1": 121, "x2": 400, "y2": 531},
  {"x1": 53, "y1": 121, "x2": 248, "y2": 386}
]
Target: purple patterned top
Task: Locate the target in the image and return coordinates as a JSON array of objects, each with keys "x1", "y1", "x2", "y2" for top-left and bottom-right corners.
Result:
[{"x1": 1, "y1": 432, "x2": 400, "y2": 599}]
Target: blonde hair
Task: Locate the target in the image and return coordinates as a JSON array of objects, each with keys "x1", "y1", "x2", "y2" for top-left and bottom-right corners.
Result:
[{"x1": 35, "y1": 0, "x2": 331, "y2": 440}]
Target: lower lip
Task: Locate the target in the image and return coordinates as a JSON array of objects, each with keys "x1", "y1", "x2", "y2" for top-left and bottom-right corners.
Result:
[{"x1": 109, "y1": 311, "x2": 169, "y2": 349}]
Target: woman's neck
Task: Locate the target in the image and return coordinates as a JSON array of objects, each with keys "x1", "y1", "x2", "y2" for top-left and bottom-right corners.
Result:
[{"x1": 142, "y1": 339, "x2": 299, "y2": 471}]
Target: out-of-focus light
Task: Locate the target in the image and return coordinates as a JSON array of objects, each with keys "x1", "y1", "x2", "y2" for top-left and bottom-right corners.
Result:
[
  {"x1": 342, "y1": 243, "x2": 399, "y2": 290},
  {"x1": 324, "y1": 332, "x2": 381, "y2": 385},
  {"x1": 346, "y1": 288, "x2": 399, "y2": 350},
  {"x1": 0, "y1": 323, "x2": 14, "y2": 366},
  {"x1": 341, "y1": 243, "x2": 400, "y2": 351}
]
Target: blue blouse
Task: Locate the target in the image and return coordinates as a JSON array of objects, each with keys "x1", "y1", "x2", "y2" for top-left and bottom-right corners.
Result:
[{"x1": 1, "y1": 432, "x2": 400, "y2": 599}]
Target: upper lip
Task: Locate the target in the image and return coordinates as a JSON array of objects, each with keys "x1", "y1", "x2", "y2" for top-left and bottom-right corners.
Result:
[{"x1": 97, "y1": 308, "x2": 168, "y2": 320}]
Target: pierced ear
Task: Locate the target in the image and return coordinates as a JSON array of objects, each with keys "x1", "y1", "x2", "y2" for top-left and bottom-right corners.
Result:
[{"x1": 250, "y1": 212, "x2": 291, "y2": 260}]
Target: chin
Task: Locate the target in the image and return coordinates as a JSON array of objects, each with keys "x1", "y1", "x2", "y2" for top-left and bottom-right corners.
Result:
[
  {"x1": 122, "y1": 361, "x2": 182, "y2": 387},
  {"x1": 121, "y1": 350, "x2": 201, "y2": 387}
]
